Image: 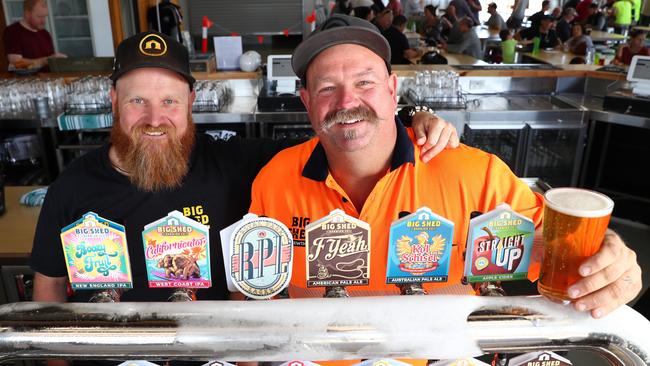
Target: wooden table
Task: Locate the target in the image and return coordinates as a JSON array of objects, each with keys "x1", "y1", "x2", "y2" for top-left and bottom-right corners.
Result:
[
  {"x1": 0, "y1": 186, "x2": 43, "y2": 260},
  {"x1": 474, "y1": 26, "x2": 501, "y2": 40},
  {"x1": 523, "y1": 49, "x2": 580, "y2": 64},
  {"x1": 590, "y1": 30, "x2": 627, "y2": 42},
  {"x1": 632, "y1": 25, "x2": 650, "y2": 32},
  {"x1": 444, "y1": 52, "x2": 489, "y2": 65}
]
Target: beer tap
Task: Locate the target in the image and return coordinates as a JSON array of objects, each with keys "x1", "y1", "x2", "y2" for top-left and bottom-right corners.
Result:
[
  {"x1": 324, "y1": 286, "x2": 349, "y2": 298},
  {"x1": 168, "y1": 288, "x2": 197, "y2": 302},
  {"x1": 88, "y1": 288, "x2": 122, "y2": 303}
]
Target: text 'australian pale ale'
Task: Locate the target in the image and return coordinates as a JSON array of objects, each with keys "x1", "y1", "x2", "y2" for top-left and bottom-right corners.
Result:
[{"x1": 538, "y1": 188, "x2": 614, "y2": 303}]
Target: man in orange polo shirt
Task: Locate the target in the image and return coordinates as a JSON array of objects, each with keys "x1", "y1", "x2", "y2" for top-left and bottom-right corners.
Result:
[{"x1": 249, "y1": 15, "x2": 641, "y2": 318}]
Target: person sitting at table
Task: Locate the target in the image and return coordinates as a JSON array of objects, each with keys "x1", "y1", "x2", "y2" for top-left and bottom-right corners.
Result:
[
  {"x1": 421, "y1": 5, "x2": 450, "y2": 44},
  {"x1": 486, "y1": 2, "x2": 508, "y2": 30},
  {"x1": 384, "y1": 14, "x2": 423, "y2": 63},
  {"x1": 556, "y1": 7, "x2": 578, "y2": 42},
  {"x1": 551, "y1": 6, "x2": 563, "y2": 19},
  {"x1": 353, "y1": 5, "x2": 375, "y2": 21},
  {"x1": 515, "y1": 15, "x2": 561, "y2": 50},
  {"x1": 500, "y1": 28, "x2": 518, "y2": 62},
  {"x1": 438, "y1": 17, "x2": 483, "y2": 58},
  {"x1": 613, "y1": 29, "x2": 649, "y2": 64},
  {"x1": 565, "y1": 22, "x2": 594, "y2": 54},
  {"x1": 529, "y1": 0, "x2": 551, "y2": 30},
  {"x1": 373, "y1": 7, "x2": 394, "y2": 31},
  {"x1": 584, "y1": 3, "x2": 607, "y2": 30}
]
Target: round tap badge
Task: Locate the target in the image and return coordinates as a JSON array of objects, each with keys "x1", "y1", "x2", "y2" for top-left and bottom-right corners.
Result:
[
  {"x1": 230, "y1": 216, "x2": 293, "y2": 299},
  {"x1": 139, "y1": 33, "x2": 167, "y2": 57}
]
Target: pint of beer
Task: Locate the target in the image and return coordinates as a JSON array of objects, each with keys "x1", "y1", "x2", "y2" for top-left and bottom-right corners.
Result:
[{"x1": 538, "y1": 188, "x2": 614, "y2": 303}]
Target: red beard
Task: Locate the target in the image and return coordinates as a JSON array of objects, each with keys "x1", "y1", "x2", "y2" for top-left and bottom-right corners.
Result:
[{"x1": 110, "y1": 111, "x2": 196, "y2": 192}]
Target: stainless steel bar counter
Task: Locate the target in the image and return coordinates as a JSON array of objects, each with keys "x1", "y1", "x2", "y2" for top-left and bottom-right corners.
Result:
[{"x1": 0, "y1": 296, "x2": 649, "y2": 365}]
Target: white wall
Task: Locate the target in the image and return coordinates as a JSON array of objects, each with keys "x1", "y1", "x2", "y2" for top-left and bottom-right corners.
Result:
[{"x1": 88, "y1": 0, "x2": 115, "y2": 57}]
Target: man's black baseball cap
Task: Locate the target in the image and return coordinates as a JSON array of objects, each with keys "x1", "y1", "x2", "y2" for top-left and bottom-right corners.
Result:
[
  {"x1": 110, "y1": 31, "x2": 196, "y2": 89},
  {"x1": 292, "y1": 14, "x2": 391, "y2": 85}
]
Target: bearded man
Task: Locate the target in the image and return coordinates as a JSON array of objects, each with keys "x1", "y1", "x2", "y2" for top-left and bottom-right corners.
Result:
[{"x1": 30, "y1": 31, "x2": 459, "y2": 304}]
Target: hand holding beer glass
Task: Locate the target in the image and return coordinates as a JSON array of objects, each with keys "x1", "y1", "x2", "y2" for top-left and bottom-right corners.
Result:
[{"x1": 538, "y1": 188, "x2": 614, "y2": 303}]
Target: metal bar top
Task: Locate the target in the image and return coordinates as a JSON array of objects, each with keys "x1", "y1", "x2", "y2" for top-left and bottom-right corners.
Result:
[{"x1": 0, "y1": 296, "x2": 648, "y2": 365}]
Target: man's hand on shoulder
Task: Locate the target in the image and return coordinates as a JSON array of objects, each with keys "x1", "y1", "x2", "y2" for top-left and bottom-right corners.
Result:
[{"x1": 411, "y1": 111, "x2": 460, "y2": 163}]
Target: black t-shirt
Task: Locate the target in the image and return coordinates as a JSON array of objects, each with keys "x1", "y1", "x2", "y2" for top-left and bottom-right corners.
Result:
[
  {"x1": 519, "y1": 27, "x2": 560, "y2": 49},
  {"x1": 587, "y1": 12, "x2": 607, "y2": 31},
  {"x1": 383, "y1": 26, "x2": 412, "y2": 64},
  {"x1": 528, "y1": 10, "x2": 545, "y2": 30},
  {"x1": 556, "y1": 19, "x2": 572, "y2": 42},
  {"x1": 30, "y1": 133, "x2": 291, "y2": 302}
]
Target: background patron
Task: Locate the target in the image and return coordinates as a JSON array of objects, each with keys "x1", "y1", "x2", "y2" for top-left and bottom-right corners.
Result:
[{"x1": 2, "y1": 0, "x2": 66, "y2": 71}]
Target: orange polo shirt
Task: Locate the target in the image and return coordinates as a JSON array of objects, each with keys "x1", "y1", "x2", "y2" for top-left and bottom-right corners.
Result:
[{"x1": 250, "y1": 119, "x2": 544, "y2": 299}]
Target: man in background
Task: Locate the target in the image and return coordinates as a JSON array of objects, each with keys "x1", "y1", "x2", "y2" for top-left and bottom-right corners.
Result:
[
  {"x1": 507, "y1": 0, "x2": 529, "y2": 29},
  {"x1": 585, "y1": 3, "x2": 607, "y2": 30},
  {"x1": 610, "y1": 0, "x2": 633, "y2": 34},
  {"x1": 486, "y1": 2, "x2": 507, "y2": 30},
  {"x1": 374, "y1": 8, "x2": 395, "y2": 31},
  {"x1": 383, "y1": 14, "x2": 423, "y2": 63},
  {"x1": 3, "y1": 0, "x2": 66, "y2": 71},
  {"x1": 529, "y1": 0, "x2": 551, "y2": 31},
  {"x1": 439, "y1": 17, "x2": 483, "y2": 59},
  {"x1": 556, "y1": 7, "x2": 578, "y2": 42},
  {"x1": 516, "y1": 15, "x2": 561, "y2": 49}
]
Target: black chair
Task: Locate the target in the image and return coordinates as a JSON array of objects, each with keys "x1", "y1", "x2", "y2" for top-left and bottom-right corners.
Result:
[{"x1": 421, "y1": 51, "x2": 448, "y2": 64}]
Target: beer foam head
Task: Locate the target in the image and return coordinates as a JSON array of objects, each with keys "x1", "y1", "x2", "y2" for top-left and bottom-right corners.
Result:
[{"x1": 544, "y1": 188, "x2": 614, "y2": 218}]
